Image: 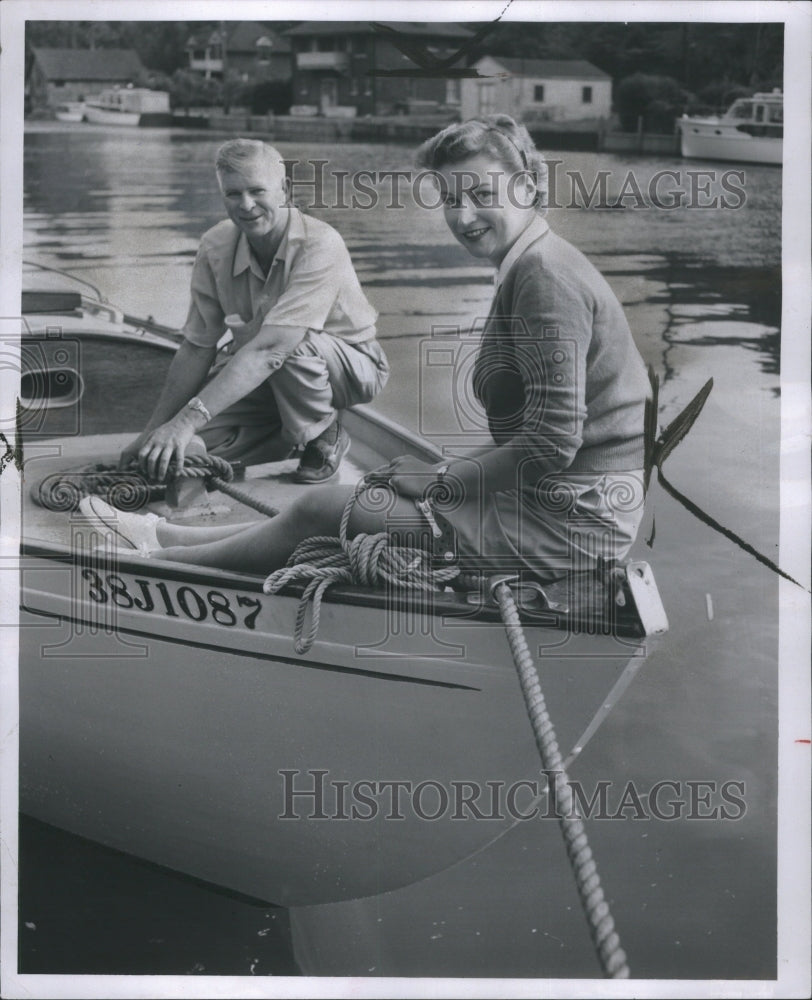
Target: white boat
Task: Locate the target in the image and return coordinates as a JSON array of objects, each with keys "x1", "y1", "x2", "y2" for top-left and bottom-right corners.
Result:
[
  {"x1": 54, "y1": 101, "x2": 86, "y2": 123},
  {"x1": 17, "y1": 269, "x2": 669, "y2": 907},
  {"x1": 678, "y1": 90, "x2": 783, "y2": 165},
  {"x1": 83, "y1": 86, "x2": 172, "y2": 127}
]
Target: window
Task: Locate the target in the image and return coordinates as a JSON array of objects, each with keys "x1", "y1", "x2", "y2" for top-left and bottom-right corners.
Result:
[
  {"x1": 731, "y1": 101, "x2": 753, "y2": 119},
  {"x1": 582, "y1": 86, "x2": 592, "y2": 103},
  {"x1": 478, "y1": 82, "x2": 496, "y2": 114},
  {"x1": 256, "y1": 37, "x2": 272, "y2": 64},
  {"x1": 534, "y1": 84, "x2": 545, "y2": 102}
]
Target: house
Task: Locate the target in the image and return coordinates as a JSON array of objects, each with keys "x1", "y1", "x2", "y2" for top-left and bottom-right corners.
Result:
[
  {"x1": 185, "y1": 22, "x2": 291, "y2": 83},
  {"x1": 284, "y1": 22, "x2": 475, "y2": 117},
  {"x1": 27, "y1": 48, "x2": 144, "y2": 110},
  {"x1": 461, "y1": 56, "x2": 612, "y2": 123}
]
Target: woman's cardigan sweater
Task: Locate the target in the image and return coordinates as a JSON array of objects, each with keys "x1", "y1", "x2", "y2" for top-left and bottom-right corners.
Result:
[{"x1": 473, "y1": 219, "x2": 649, "y2": 482}]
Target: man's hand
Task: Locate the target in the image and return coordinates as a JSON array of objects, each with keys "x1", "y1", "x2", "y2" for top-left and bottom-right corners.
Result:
[
  {"x1": 119, "y1": 433, "x2": 148, "y2": 470},
  {"x1": 136, "y1": 410, "x2": 200, "y2": 482}
]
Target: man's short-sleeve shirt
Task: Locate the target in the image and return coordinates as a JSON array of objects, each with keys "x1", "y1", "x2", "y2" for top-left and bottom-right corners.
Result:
[{"x1": 181, "y1": 208, "x2": 378, "y2": 352}]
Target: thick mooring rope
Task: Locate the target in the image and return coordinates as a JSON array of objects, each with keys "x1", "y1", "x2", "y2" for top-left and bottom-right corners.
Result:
[
  {"x1": 263, "y1": 483, "x2": 630, "y2": 975},
  {"x1": 167, "y1": 454, "x2": 280, "y2": 519},
  {"x1": 263, "y1": 479, "x2": 460, "y2": 654},
  {"x1": 35, "y1": 454, "x2": 280, "y2": 519},
  {"x1": 493, "y1": 580, "x2": 630, "y2": 979}
]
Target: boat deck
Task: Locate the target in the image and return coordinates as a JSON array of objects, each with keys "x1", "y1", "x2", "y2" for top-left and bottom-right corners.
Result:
[{"x1": 22, "y1": 432, "x2": 371, "y2": 552}]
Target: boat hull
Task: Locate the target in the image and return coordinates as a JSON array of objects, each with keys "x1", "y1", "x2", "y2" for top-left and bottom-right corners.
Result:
[
  {"x1": 54, "y1": 103, "x2": 85, "y2": 123},
  {"x1": 679, "y1": 121, "x2": 782, "y2": 165},
  {"x1": 84, "y1": 105, "x2": 142, "y2": 126},
  {"x1": 20, "y1": 544, "x2": 649, "y2": 906}
]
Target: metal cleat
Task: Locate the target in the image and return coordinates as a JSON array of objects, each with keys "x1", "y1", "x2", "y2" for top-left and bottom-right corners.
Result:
[{"x1": 624, "y1": 561, "x2": 669, "y2": 636}]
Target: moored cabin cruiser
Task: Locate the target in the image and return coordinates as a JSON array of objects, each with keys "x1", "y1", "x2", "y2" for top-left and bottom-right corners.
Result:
[
  {"x1": 678, "y1": 90, "x2": 783, "y2": 165},
  {"x1": 83, "y1": 86, "x2": 172, "y2": 127}
]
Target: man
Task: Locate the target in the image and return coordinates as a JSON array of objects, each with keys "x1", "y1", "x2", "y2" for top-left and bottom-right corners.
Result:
[{"x1": 121, "y1": 139, "x2": 389, "y2": 483}]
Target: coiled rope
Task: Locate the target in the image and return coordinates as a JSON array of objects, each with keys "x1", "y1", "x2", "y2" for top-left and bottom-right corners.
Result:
[
  {"x1": 493, "y1": 580, "x2": 630, "y2": 979},
  {"x1": 35, "y1": 453, "x2": 280, "y2": 519},
  {"x1": 263, "y1": 479, "x2": 460, "y2": 654}
]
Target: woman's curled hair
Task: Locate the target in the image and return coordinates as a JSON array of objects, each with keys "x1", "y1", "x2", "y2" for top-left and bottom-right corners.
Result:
[{"x1": 416, "y1": 114, "x2": 548, "y2": 213}]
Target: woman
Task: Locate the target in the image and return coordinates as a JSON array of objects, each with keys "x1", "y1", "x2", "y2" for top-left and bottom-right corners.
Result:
[{"x1": 81, "y1": 115, "x2": 649, "y2": 584}]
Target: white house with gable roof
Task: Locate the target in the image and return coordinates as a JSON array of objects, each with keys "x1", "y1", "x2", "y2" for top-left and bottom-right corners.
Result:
[{"x1": 463, "y1": 56, "x2": 612, "y2": 123}]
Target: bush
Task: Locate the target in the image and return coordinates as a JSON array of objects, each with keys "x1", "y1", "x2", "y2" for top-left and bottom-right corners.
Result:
[
  {"x1": 687, "y1": 82, "x2": 753, "y2": 116},
  {"x1": 169, "y1": 68, "x2": 223, "y2": 112},
  {"x1": 615, "y1": 73, "x2": 686, "y2": 132}
]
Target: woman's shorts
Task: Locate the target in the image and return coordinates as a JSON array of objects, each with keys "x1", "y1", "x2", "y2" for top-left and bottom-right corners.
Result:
[{"x1": 443, "y1": 470, "x2": 646, "y2": 583}]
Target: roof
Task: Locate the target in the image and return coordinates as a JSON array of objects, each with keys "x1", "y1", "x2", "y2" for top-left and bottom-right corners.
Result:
[
  {"x1": 479, "y1": 56, "x2": 611, "y2": 81},
  {"x1": 284, "y1": 21, "x2": 475, "y2": 39},
  {"x1": 187, "y1": 22, "x2": 291, "y2": 54},
  {"x1": 226, "y1": 21, "x2": 291, "y2": 54},
  {"x1": 31, "y1": 47, "x2": 144, "y2": 82}
]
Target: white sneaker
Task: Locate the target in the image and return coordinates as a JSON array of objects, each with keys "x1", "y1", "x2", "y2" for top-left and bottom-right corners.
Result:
[{"x1": 78, "y1": 495, "x2": 164, "y2": 554}]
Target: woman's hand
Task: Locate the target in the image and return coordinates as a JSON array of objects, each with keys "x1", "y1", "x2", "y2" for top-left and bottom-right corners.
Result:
[
  {"x1": 136, "y1": 411, "x2": 199, "y2": 482},
  {"x1": 383, "y1": 455, "x2": 444, "y2": 499}
]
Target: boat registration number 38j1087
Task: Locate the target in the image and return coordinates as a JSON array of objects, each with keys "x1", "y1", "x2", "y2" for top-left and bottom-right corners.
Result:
[{"x1": 81, "y1": 568, "x2": 264, "y2": 629}]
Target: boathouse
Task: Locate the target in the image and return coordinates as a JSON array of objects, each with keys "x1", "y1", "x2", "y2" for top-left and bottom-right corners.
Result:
[
  {"x1": 185, "y1": 22, "x2": 292, "y2": 83},
  {"x1": 27, "y1": 47, "x2": 145, "y2": 111},
  {"x1": 462, "y1": 56, "x2": 612, "y2": 123},
  {"x1": 284, "y1": 21, "x2": 474, "y2": 118}
]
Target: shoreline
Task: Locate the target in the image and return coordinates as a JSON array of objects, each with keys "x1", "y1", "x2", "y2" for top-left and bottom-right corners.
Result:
[{"x1": 24, "y1": 115, "x2": 682, "y2": 156}]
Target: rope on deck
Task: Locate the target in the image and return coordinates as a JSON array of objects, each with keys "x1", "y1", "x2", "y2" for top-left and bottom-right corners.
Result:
[
  {"x1": 263, "y1": 479, "x2": 459, "y2": 654},
  {"x1": 169, "y1": 454, "x2": 281, "y2": 519},
  {"x1": 492, "y1": 579, "x2": 630, "y2": 979},
  {"x1": 34, "y1": 453, "x2": 280, "y2": 519}
]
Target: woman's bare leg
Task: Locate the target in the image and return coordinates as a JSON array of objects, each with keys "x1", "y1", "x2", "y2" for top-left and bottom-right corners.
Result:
[
  {"x1": 156, "y1": 519, "x2": 261, "y2": 547},
  {"x1": 152, "y1": 484, "x2": 421, "y2": 574}
]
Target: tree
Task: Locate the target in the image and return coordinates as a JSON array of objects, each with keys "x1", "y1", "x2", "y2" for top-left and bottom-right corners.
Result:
[
  {"x1": 169, "y1": 68, "x2": 222, "y2": 113},
  {"x1": 247, "y1": 79, "x2": 293, "y2": 115},
  {"x1": 615, "y1": 73, "x2": 686, "y2": 132}
]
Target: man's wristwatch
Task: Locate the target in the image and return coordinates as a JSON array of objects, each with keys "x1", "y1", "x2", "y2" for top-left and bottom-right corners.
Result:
[{"x1": 186, "y1": 396, "x2": 212, "y2": 423}]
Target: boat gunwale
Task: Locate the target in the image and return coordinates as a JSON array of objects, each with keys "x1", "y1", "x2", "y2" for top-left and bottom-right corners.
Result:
[
  {"x1": 20, "y1": 537, "x2": 648, "y2": 639},
  {"x1": 18, "y1": 280, "x2": 648, "y2": 641}
]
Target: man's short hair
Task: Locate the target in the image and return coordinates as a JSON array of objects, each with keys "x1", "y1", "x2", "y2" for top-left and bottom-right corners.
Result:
[{"x1": 215, "y1": 139, "x2": 285, "y2": 177}]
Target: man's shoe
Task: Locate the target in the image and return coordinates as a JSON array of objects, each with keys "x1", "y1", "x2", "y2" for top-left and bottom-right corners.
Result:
[{"x1": 292, "y1": 420, "x2": 351, "y2": 484}]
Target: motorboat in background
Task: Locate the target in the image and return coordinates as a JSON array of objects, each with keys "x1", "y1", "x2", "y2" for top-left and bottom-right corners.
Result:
[
  {"x1": 678, "y1": 90, "x2": 783, "y2": 165},
  {"x1": 83, "y1": 86, "x2": 172, "y2": 127},
  {"x1": 54, "y1": 101, "x2": 86, "y2": 123}
]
